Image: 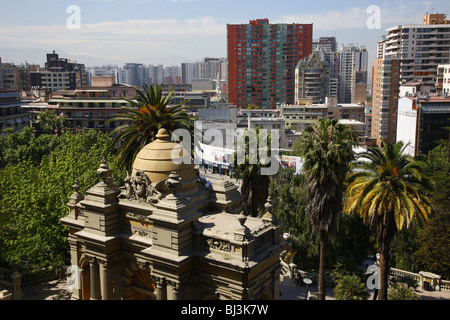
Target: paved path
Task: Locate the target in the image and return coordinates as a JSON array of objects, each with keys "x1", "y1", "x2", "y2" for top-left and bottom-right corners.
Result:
[
  {"x1": 279, "y1": 274, "x2": 450, "y2": 300},
  {"x1": 22, "y1": 279, "x2": 72, "y2": 300},
  {"x1": 20, "y1": 275, "x2": 450, "y2": 300}
]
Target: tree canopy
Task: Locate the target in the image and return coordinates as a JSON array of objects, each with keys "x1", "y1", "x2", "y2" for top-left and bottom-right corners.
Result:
[{"x1": 0, "y1": 128, "x2": 125, "y2": 271}]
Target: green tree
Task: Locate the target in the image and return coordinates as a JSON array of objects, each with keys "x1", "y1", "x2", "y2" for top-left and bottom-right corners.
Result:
[
  {"x1": 292, "y1": 118, "x2": 358, "y2": 300},
  {"x1": 0, "y1": 127, "x2": 61, "y2": 168},
  {"x1": 414, "y1": 209, "x2": 450, "y2": 279},
  {"x1": 269, "y1": 169, "x2": 320, "y2": 271},
  {"x1": 107, "y1": 84, "x2": 193, "y2": 171},
  {"x1": 412, "y1": 144, "x2": 449, "y2": 279},
  {"x1": 0, "y1": 129, "x2": 125, "y2": 271},
  {"x1": 330, "y1": 212, "x2": 375, "y2": 272},
  {"x1": 344, "y1": 141, "x2": 433, "y2": 300},
  {"x1": 32, "y1": 110, "x2": 69, "y2": 136},
  {"x1": 270, "y1": 169, "x2": 373, "y2": 274},
  {"x1": 389, "y1": 221, "x2": 421, "y2": 273}
]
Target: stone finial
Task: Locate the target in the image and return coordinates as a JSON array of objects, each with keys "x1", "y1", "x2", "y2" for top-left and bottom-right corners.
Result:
[
  {"x1": 262, "y1": 196, "x2": 276, "y2": 225},
  {"x1": 234, "y1": 212, "x2": 250, "y2": 241},
  {"x1": 156, "y1": 128, "x2": 170, "y2": 141},
  {"x1": 73, "y1": 179, "x2": 81, "y2": 193},
  {"x1": 264, "y1": 196, "x2": 273, "y2": 212},
  {"x1": 97, "y1": 157, "x2": 112, "y2": 184},
  {"x1": 69, "y1": 178, "x2": 84, "y2": 205},
  {"x1": 237, "y1": 212, "x2": 247, "y2": 227},
  {"x1": 166, "y1": 171, "x2": 181, "y2": 191},
  {"x1": 165, "y1": 171, "x2": 182, "y2": 198}
]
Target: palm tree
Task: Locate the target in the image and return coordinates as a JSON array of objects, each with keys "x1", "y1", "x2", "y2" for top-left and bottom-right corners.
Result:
[
  {"x1": 107, "y1": 84, "x2": 193, "y2": 171},
  {"x1": 293, "y1": 118, "x2": 358, "y2": 300},
  {"x1": 388, "y1": 283, "x2": 421, "y2": 300},
  {"x1": 334, "y1": 274, "x2": 369, "y2": 300},
  {"x1": 233, "y1": 127, "x2": 273, "y2": 217},
  {"x1": 344, "y1": 141, "x2": 432, "y2": 300}
]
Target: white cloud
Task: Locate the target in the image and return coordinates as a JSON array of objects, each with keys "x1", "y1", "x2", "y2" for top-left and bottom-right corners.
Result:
[
  {"x1": 0, "y1": 17, "x2": 226, "y2": 42},
  {"x1": 277, "y1": 8, "x2": 369, "y2": 30},
  {"x1": 81, "y1": 17, "x2": 225, "y2": 36},
  {"x1": 276, "y1": 4, "x2": 428, "y2": 31},
  {"x1": 0, "y1": 16, "x2": 227, "y2": 65}
]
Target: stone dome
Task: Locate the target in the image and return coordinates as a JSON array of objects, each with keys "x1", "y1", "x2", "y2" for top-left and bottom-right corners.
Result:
[{"x1": 132, "y1": 128, "x2": 196, "y2": 191}]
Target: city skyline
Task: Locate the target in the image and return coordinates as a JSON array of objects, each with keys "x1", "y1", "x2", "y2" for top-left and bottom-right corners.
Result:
[{"x1": 1, "y1": 0, "x2": 449, "y2": 68}]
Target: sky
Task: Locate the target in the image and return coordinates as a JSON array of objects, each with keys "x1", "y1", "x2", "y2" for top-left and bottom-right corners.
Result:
[{"x1": 0, "y1": 0, "x2": 449, "y2": 69}]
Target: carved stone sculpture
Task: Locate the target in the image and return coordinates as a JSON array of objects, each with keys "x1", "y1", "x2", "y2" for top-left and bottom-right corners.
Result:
[{"x1": 119, "y1": 170, "x2": 164, "y2": 204}]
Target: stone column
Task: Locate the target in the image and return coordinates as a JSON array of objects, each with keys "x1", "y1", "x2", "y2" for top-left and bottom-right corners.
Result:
[
  {"x1": 273, "y1": 267, "x2": 281, "y2": 300},
  {"x1": 100, "y1": 260, "x2": 113, "y2": 300},
  {"x1": 89, "y1": 258, "x2": 101, "y2": 300},
  {"x1": 68, "y1": 241, "x2": 81, "y2": 300},
  {"x1": 170, "y1": 281, "x2": 182, "y2": 300},
  {"x1": 154, "y1": 277, "x2": 167, "y2": 300}
]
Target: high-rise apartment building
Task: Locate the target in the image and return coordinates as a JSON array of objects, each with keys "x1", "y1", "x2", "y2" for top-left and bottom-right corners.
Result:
[
  {"x1": 372, "y1": 12, "x2": 450, "y2": 147},
  {"x1": 371, "y1": 53, "x2": 401, "y2": 145},
  {"x1": 124, "y1": 63, "x2": 150, "y2": 88},
  {"x1": 313, "y1": 37, "x2": 339, "y2": 100},
  {"x1": 44, "y1": 51, "x2": 87, "y2": 87},
  {"x1": 312, "y1": 37, "x2": 337, "y2": 53},
  {"x1": 163, "y1": 66, "x2": 182, "y2": 84},
  {"x1": 181, "y1": 57, "x2": 225, "y2": 84},
  {"x1": 148, "y1": 64, "x2": 164, "y2": 85},
  {"x1": 1, "y1": 62, "x2": 40, "y2": 91},
  {"x1": 29, "y1": 51, "x2": 87, "y2": 92},
  {"x1": 227, "y1": 19, "x2": 312, "y2": 109},
  {"x1": 384, "y1": 13, "x2": 450, "y2": 87},
  {"x1": 295, "y1": 52, "x2": 329, "y2": 103},
  {"x1": 337, "y1": 44, "x2": 368, "y2": 104}
]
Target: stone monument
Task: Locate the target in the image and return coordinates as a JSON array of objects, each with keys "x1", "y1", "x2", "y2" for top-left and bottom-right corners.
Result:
[{"x1": 60, "y1": 128, "x2": 283, "y2": 300}]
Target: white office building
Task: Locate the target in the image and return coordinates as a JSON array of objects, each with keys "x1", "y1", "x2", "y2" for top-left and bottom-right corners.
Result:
[{"x1": 338, "y1": 44, "x2": 368, "y2": 103}]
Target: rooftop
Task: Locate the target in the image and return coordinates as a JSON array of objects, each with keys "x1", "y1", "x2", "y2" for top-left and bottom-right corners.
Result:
[{"x1": 197, "y1": 212, "x2": 268, "y2": 243}]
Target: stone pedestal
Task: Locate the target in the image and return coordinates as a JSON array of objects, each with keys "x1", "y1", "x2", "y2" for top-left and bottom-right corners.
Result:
[
  {"x1": 420, "y1": 271, "x2": 441, "y2": 291},
  {"x1": 12, "y1": 272, "x2": 22, "y2": 300}
]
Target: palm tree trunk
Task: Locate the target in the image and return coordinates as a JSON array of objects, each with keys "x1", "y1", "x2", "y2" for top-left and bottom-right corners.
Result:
[
  {"x1": 318, "y1": 231, "x2": 327, "y2": 300},
  {"x1": 378, "y1": 245, "x2": 390, "y2": 300}
]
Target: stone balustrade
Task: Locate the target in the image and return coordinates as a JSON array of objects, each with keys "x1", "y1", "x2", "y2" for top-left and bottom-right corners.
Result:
[{"x1": 280, "y1": 257, "x2": 450, "y2": 292}]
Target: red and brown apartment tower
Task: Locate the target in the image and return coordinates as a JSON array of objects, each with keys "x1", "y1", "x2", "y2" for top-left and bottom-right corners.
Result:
[{"x1": 227, "y1": 19, "x2": 312, "y2": 109}]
